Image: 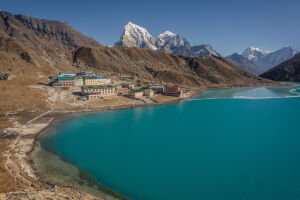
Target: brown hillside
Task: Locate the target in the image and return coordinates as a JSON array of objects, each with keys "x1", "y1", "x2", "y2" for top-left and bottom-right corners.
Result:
[
  {"x1": 0, "y1": 11, "x2": 101, "y2": 49},
  {"x1": 0, "y1": 38, "x2": 276, "y2": 115},
  {"x1": 73, "y1": 46, "x2": 272, "y2": 87},
  {"x1": 260, "y1": 53, "x2": 300, "y2": 82},
  {"x1": 0, "y1": 36, "x2": 279, "y2": 199}
]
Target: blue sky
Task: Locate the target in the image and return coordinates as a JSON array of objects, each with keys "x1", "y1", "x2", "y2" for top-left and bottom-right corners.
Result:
[{"x1": 1, "y1": 0, "x2": 300, "y2": 55}]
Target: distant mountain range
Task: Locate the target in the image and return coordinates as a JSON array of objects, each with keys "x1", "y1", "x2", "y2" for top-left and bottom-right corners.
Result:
[
  {"x1": 116, "y1": 22, "x2": 298, "y2": 75},
  {"x1": 226, "y1": 53, "x2": 263, "y2": 75},
  {"x1": 115, "y1": 22, "x2": 220, "y2": 57},
  {"x1": 1, "y1": 11, "x2": 296, "y2": 78},
  {"x1": 227, "y1": 47, "x2": 298, "y2": 74},
  {"x1": 260, "y1": 53, "x2": 300, "y2": 82}
]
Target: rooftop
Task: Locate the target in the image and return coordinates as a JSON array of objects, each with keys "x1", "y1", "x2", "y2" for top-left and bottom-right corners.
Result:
[
  {"x1": 166, "y1": 85, "x2": 179, "y2": 88},
  {"x1": 82, "y1": 84, "x2": 117, "y2": 89},
  {"x1": 59, "y1": 71, "x2": 77, "y2": 74},
  {"x1": 84, "y1": 76, "x2": 108, "y2": 79},
  {"x1": 131, "y1": 88, "x2": 151, "y2": 93},
  {"x1": 58, "y1": 76, "x2": 76, "y2": 80}
]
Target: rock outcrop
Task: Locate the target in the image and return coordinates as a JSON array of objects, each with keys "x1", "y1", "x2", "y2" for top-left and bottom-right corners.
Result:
[{"x1": 0, "y1": 11, "x2": 101, "y2": 49}]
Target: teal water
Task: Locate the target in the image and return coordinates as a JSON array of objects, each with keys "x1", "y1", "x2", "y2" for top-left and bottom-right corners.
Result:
[{"x1": 39, "y1": 86, "x2": 300, "y2": 200}]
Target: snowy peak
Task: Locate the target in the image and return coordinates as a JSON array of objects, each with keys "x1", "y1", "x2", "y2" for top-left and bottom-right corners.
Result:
[
  {"x1": 156, "y1": 30, "x2": 191, "y2": 55},
  {"x1": 158, "y1": 31, "x2": 176, "y2": 39},
  {"x1": 191, "y1": 44, "x2": 221, "y2": 57},
  {"x1": 226, "y1": 53, "x2": 262, "y2": 75},
  {"x1": 116, "y1": 22, "x2": 157, "y2": 50},
  {"x1": 241, "y1": 46, "x2": 298, "y2": 72},
  {"x1": 156, "y1": 31, "x2": 178, "y2": 48},
  {"x1": 124, "y1": 22, "x2": 149, "y2": 36},
  {"x1": 242, "y1": 47, "x2": 272, "y2": 62},
  {"x1": 115, "y1": 22, "x2": 221, "y2": 57}
]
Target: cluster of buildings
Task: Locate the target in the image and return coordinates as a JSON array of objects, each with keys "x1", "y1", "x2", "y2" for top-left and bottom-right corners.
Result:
[
  {"x1": 128, "y1": 85, "x2": 181, "y2": 98},
  {"x1": 50, "y1": 71, "x2": 182, "y2": 100},
  {"x1": 50, "y1": 71, "x2": 116, "y2": 99},
  {"x1": 51, "y1": 71, "x2": 111, "y2": 88},
  {"x1": 81, "y1": 85, "x2": 118, "y2": 100}
]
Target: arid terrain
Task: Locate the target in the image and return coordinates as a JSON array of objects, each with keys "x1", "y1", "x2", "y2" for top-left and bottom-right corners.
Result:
[{"x1": 0, "y1": 11, "x2": 282, "y2": 199}]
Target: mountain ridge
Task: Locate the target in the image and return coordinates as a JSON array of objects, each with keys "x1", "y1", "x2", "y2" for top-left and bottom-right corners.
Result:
[
  {"x1": 242, "y1": 46, "x2": 297, "y2": 72},
  {"x1": 260, "y1": 53, "x2": 300, "y2": 82},
  {"x1": 115, "y1": 22, "x2": 221, "y2": 57},
  {"x1": 0, "y1": 11, "x2": 102, "y2": 49},
  {"x1": 226, "y1": 53, "x2": 263, "y2": 75}
]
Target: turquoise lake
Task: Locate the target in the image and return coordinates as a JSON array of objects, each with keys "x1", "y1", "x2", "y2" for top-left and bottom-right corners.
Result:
[{"x1": 37, "y1": 85, "x2": 300, "y2": 200}]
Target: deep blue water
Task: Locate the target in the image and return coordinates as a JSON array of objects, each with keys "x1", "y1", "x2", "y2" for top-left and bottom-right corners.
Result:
[{"x1": 40, "y1": 86, "x2": 300, "y2": 200}]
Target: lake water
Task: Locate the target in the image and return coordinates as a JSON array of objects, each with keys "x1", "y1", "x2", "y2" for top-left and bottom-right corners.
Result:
[{"x1": 33, "y1": 85, "x2": 300, "y2": 200}]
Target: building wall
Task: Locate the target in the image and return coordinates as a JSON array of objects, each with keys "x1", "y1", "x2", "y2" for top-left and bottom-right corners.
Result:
[
  {"x1": 129, "y1": 92, "x2": 143, "y2": 98},
  {"x1": 58, "y1": 79, "x2": 75, "y2": 87},
  {"x1": 83, "y1": 78, "x2": 111, "y2": 85},
  {"x1": 165, "y1": 86, "x2": 181, "y2": 96},
  {"x1": 100, "y1": 79, "x2": 111, "y2": 84},
  {"x1": 84, "y1": 79, "x2": 102, "y2": 85},
  {"x1": 144, "y1": 90, "x2": 154, "y2": 97},
  {"x1": 74, "y1": 78, "x2": 83, "y2": 86},
  {"x1": 83, "y1": 88, "x2": 117, "y2": 98}
]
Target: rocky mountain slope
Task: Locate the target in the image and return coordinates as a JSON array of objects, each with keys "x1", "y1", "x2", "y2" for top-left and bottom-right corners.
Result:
[
  {"x1": 191, "y1": 44, "x2": 221, "y2": 57},
  {"x1": 0, "y1": 11, "x2": 101, "y2": 49},
  {"x1": 156, "y1": 31, "x2": 191, "y2": 55},
  {"x1": 226, "y1": 53, "x2": 262, "y2": 75},
  {"x1": 242, "y1": 47, "x2": 271, "y2": 63},
  {"x1": 242, "y1": 46, "x2": 297, "y2": 72},
  {"x1": 73, "y1": 45, "x2": 274, "y2": 87},
  {"x1": 0, "y1": 34, "x2": 276, "y2": 114},
  {"x1": 114, "y1": 22, "x2": 157, "y2": 50},
  {"x1": 115, "y1": 22, "x2": 221, "y2": 57},
  {"x1": 260, "y1": 53, "x2": 300, "y2": 82}
]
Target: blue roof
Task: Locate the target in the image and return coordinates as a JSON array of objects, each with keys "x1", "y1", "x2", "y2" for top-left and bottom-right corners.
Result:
[{"x1": 84, "y1": 76, "x2": 108, "y2": 79}]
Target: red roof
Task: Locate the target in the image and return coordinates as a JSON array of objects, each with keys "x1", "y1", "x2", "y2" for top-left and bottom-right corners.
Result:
[{"x1": 167, "y1": 85, "x2": 179, "y2": 88}]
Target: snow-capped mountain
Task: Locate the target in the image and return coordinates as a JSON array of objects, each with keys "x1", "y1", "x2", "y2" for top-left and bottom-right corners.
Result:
[
  {"x1": 242, "y1": 47, "x2": 271, "y2": 63},
  {"x1": 156, "y1": 31, "x2": 177, "y2": 46},
  {"x1": 226, "y1": 53, "x2": 262, "y2": 75},
  {"x1": 156, "y1": 31, "x2": 191, "y2": 55},
  {"x1": 191, "y1": 44, "x2": 221, "y2": 57},
  {"x1": 259, "y1": 47, "x2": 298, "y2": 71},
  {"x1": 242, "y1": 46, "x2": 297, "y2": 72},
  {"x1": 115, "y1": 22, "x2": 157, "y2": 50},
  {"x1": 115, "y1": 22, "x2": 221, "y2": 57}
]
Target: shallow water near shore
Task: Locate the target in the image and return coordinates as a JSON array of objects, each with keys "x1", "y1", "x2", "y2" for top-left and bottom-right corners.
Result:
[{"x1": 32, "y1": 85, "x2": 300, "y2": 200}]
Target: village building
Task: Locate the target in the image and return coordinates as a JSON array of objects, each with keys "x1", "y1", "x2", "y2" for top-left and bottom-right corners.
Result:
[
  {"x1": 59, "y1": 71, "x2": 77, "y2": 76},
  {"x1": 83, "y1": 76, "x2": 111, "y2": 85},
  {"x1": 74, "y1": 77, "x2": 83, "y2": 86},
  {"x1": 165, "y1": 85, "x2": 181, "y2": 97},
  {"x1": 129, "y1": 88, "x2": 154, "y2": 98},
  {"x1": 49, "y1": 74, "x2": 59, "y2": 82},
  {"x1": 76, "y1": 71, "x2": 96, "y2": 76},
  {"x1": 56, "y1": 76, "x2": 83, "y2": 87},
  {"x1": 144, "y1": 89, "x2": 154, "y2": 97},
  {"x1": 52, "y1": 82, "x2": 62, "y2": 88},
  {"x1": 81, "y1": 85, "x2": 117, "y2": 99},
  {"x1": 150, "y1": 85, "x2": 165, "y2": 93},
  {"x1": 121, "y1": 82, "x2": 135, "y2": 89},
  {"x1": 57, "y1": 76, "x2": 76, "y2": 87}
]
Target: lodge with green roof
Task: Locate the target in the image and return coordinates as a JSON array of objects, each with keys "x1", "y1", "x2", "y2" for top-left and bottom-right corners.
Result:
[
  {"x1": 129, "y1": 88, "x2": 154, "y2": 98},
  {"x1": 81, "y1": 84, "x2": 118, "y2": 99}
]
